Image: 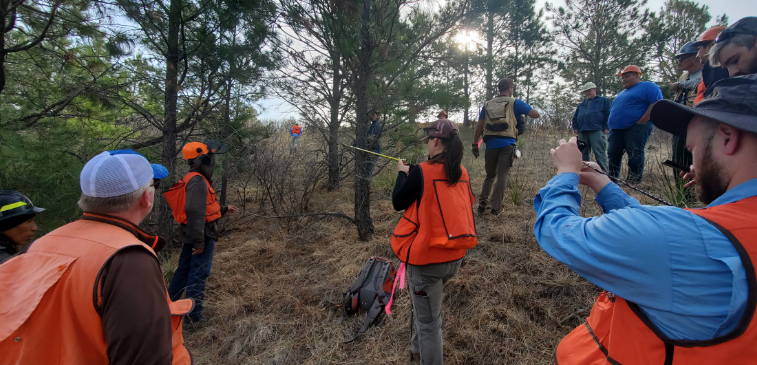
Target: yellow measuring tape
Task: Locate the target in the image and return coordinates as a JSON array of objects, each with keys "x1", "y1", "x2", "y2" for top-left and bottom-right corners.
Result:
[{"x1": 344, "y1": 145, "x2": 401, "y2": 161}]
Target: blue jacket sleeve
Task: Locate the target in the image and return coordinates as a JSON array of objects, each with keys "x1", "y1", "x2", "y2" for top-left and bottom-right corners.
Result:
[
  {"x1": 533, "y1": 173, "x2": 749, "y2": 341},
  {"x1": 602, "y1": 98, "x2": 611, "y2": 130},
  {"x1": 533, "y1": 173, "x2": 674, "y2": 308}
]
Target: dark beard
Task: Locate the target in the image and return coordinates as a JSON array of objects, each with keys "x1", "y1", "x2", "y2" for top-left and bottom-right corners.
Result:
[{"x1": 696, "y1": 143, "x2": 728, "y2": 204}]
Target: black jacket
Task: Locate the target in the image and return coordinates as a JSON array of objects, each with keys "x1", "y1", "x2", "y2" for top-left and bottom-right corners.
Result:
[{"x1": 0, "y1": 234, "x2": 17, "y2": 264}]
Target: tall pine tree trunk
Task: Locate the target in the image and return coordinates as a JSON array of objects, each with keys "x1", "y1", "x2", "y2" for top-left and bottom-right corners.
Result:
[
  {"x1": 463, "y1": 41, "x2": 470, "y2": 126},
  {"x1": 327, "y1": 53, "x2": 342, "y2": 191},
  {"x1": 158, "y1": 0, "x2": 182, "y2": 243},
  {"x1": 220, "y1": 76, "x2": 232, "y2": 206},
  {"x1": 0, "y1": 0, "x2": 8, "y2": 95},
  {"x1": 485, "y1": 3, "x2": 494, "y2": 100},
  {"x1": 353, "y1": 0, "x2": 374, "y2": 241}
]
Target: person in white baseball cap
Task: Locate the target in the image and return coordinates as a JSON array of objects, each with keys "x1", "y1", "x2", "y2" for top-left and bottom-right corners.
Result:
[{"x1": 0, "y1": 149, "x2": 194, "y2": 364}]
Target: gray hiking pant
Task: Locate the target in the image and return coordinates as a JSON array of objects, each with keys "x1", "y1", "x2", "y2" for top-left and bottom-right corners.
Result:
[
  {"x1": 408, "y1": 258, "x2": 463, "y2": 365},
  {"x1": 478, "y1": 145, "x2": 515, "y2": 211},
  {"x1": 291, "y1": 136, "x2": 299, "y2": 150},
  {"x1": 577, "y1": 130, "x2": 608, "y2": 172}
]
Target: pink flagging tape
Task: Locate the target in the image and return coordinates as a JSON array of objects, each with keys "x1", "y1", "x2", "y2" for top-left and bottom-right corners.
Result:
[{"x1": 385, "y1": 262, "x2": 406, "y2": 315}]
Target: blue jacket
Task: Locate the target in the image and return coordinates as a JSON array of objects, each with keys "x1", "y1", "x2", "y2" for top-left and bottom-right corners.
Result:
[
  {"x1": 571, "y1": 96, "x2": 611, "y2": 132},
  {"x1": 367, "y1": 119, "x2": 382, "y2": 153}
]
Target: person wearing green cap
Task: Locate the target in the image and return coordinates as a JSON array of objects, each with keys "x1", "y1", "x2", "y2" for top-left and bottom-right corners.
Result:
[{"x1": 571, "y1": 82, "x2": 610, "y2": 172}]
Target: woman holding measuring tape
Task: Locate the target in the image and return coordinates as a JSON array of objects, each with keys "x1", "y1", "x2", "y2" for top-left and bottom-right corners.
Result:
[{"x1": 390, "y1": 118, "x2": 478, "y2": 364}]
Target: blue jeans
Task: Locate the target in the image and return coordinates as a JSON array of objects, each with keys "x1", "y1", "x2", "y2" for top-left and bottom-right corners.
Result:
[
  {"x1": 365, "y1": 154, "x2": 379, "y2": 179},
  {"x1": 168, "y1": 238, "x2": 215, "y2": 322},
  {"x1": 608, "y1": 123, "x2": 653, "y2": 183}
]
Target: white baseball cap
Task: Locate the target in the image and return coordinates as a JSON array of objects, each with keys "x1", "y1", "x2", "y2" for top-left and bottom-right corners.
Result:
[{"x1": 80, "y1": 150, "x2": 169, "y2": 198}]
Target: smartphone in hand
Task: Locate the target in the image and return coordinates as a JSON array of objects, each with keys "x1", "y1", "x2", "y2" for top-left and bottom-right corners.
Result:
[{"x1": 662, "y1": 160, "x2": 690, "y2": 172}]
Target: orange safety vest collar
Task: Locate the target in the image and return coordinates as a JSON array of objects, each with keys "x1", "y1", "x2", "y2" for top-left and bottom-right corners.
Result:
[
  {"x1": 0, "y1": 214, "x2": 193, "y2": 364},
  {"x1": 554, "y1": 196, "x2": 757, "y2": 365},
  {"x1": 391, "y1": 161, "x2": 477, "y2": 265},
  {"x1": 164, "y1": 171, "x2": 222, "y2": 224}
]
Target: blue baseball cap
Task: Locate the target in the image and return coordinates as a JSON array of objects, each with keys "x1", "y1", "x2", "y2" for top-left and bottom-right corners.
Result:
[
  {"x1": 651, "y1": 74, "x2": 757, "y2": 138},
  {"x1": 675, "y1": 41, "x2": 699, "y2": 58},
  {"x1": 80, "y1": 150, "x2": 169, "y2": 198}
]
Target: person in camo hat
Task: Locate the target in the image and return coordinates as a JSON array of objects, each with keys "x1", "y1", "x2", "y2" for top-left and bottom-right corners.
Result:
[
  {"x1": 392, "y1": 118, "x2": 477, "y2": 364},
  {"x1": 0, "y1": 190, "x2": 44, "y2": 263}
]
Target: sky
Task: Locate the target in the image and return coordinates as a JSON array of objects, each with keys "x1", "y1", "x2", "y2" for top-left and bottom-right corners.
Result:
[{"x1": 254, "y1": 0, "x2": 756, "y2": 120}]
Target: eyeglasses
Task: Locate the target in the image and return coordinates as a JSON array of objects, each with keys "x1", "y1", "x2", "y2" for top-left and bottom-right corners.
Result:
[
  {"x1": 151, "y1": 179, "x2": 161, "y2": 189},
  {"x1": 716, "y1": 28, "x2": 757, "y2": 44}
]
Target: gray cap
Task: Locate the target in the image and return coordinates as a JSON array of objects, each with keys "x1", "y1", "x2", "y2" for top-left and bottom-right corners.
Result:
[{"x1": 650, "y1": 74, "x2": 757, "y2": 138}]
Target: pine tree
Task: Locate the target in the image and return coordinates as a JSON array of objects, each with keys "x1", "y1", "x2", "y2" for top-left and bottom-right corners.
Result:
[{"x1": 547, "y1": 0, "x2": 654, "y2": 96}]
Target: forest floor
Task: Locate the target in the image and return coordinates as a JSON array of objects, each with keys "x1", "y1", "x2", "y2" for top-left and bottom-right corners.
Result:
[{"x1": 167, "y1": 125, "x2": 684, "y2": 364}]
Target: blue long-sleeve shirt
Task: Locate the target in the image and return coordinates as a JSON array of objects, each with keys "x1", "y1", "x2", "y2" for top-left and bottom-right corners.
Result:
[
  {"x1": 571, "y1": 96, "x2": 611, "y2": 132},
  {"x1": 533, "y1": 173, "x2": 757, "y2": 341}
]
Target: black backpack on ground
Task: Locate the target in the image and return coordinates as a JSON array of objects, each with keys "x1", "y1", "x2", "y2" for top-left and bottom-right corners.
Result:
[{"x1": 338, "y1": 256, "x2": 397, "y2": 343}]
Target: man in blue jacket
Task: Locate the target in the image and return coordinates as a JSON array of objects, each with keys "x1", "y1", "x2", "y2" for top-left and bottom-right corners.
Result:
[
  {"x1": 607, "y1": 65, "x2": 663, "y2": 183},
  {"x1": 572, "y1": 82, "x2": 611, "y2": 172}
]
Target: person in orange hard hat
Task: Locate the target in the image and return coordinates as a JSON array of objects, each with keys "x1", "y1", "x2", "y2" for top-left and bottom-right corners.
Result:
[
  {"x1": 437, "y1": 110, "x2": 448, "y2": 119},
  {"x1": 165, "y1": 140, "x2": 238, "y2": 325},
  {"x1": 693, "y1": 25, "x2": 730, "y2": 104},
  {"x1": 606, "y1": 65, "x2": 662, "y2": 183}
]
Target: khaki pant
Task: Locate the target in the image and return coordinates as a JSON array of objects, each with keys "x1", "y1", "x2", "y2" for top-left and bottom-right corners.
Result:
[
  {"x1": 408, "y1": 259, "x2": 463, "y2": 365},
  {"x1": 478, "y1": 145, "x2": 515, "y2": 211}
]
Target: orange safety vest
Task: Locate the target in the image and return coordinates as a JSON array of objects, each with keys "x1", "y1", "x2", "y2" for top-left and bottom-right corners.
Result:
[
  {"x1": 694, "y1": 79, "x2": 706, "y2": 105},
  {"x1": 0, "y1": 214, "x2": 193, "y2": 365},
  {"x1": 292, "y1": 125, "x2": 301, "y2": 135},
  {"x1": 554, "y1": 196, "x2": 757, "y2": 365},
  {"x1": 164, "y1": 171, "x2": 222, "y2": 224},
  {"x1": 391, "y1": 161, "x2": 477, "y2": 265}
]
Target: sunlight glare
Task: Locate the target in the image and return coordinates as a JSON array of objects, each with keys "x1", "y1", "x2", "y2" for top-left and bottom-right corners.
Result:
[{"x1": 454, "y1": 30, "x2": 482, "y2": 50}]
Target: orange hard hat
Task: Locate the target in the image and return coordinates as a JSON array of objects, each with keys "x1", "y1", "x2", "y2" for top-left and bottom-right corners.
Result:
[
  {"x1": 182, "y1": 142, "x2": 209, "y2": 160},
  {"x1": 437, "y1": 110, "x2": 448, "y2": 118},
  {"x1": 692, "y1": 26, "x2": 726, "y2": 47},
  {"x1": 619, "y1": 65, "x2": 643, "y2": 77}
]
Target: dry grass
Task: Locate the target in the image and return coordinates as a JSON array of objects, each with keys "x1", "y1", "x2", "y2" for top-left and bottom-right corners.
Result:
[{"x1": 172, "y1": 125, "x2": 682, "y2": 364}]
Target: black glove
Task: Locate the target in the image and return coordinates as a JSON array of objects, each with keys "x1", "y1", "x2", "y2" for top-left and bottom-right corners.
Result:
[{"x1": 471, "y1": 144, "x2": 479, "y2": 158}]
